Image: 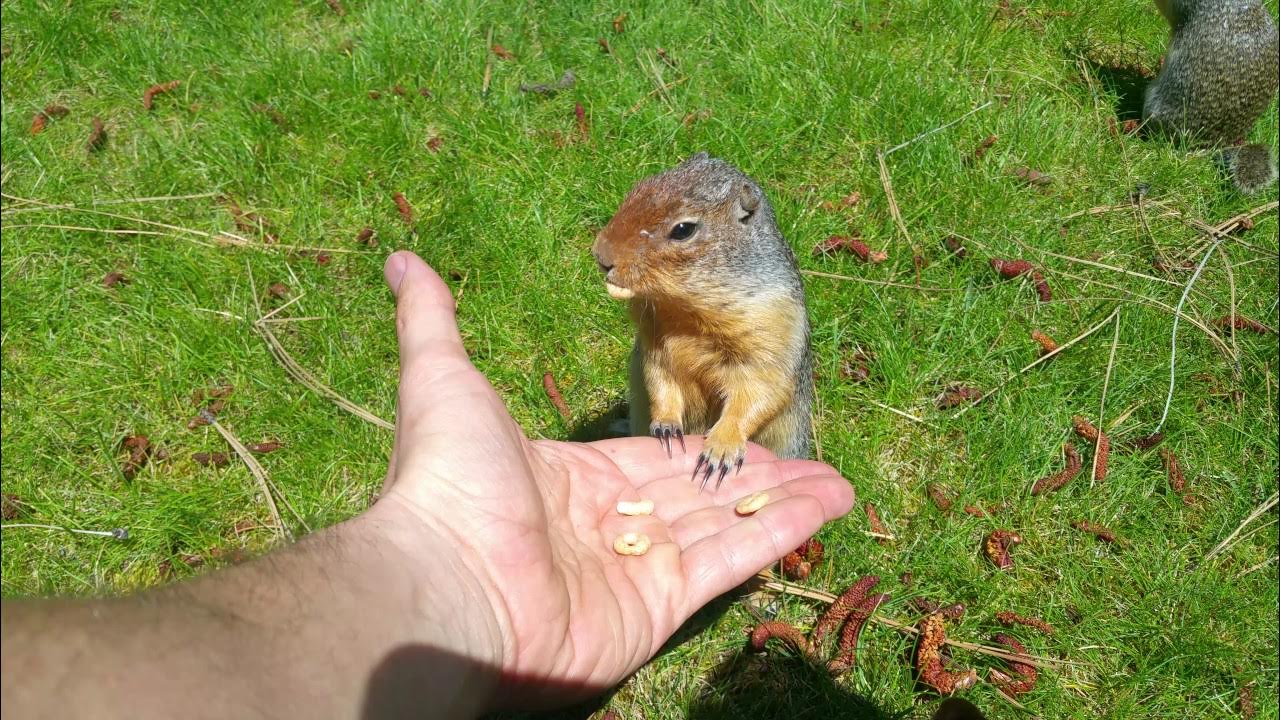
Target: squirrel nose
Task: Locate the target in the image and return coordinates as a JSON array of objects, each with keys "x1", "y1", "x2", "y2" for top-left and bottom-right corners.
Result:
[{"x1": 591, "y1": 243, "x2": 614, "y2": 273}]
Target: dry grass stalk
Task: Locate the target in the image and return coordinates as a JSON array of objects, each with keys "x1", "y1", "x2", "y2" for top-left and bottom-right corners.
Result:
[
  {"x1": 202, "y1": 411, "x2": 297, "y2": 540},
  {"x1": 951, "y1": 306, "x2": 1121, "y2": 419},
  {"x1": 253, "y1": 320, "x2": 394, "y2": 431}
]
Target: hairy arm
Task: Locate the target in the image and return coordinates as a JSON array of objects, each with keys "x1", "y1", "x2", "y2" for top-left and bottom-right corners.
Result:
[{"x1": 0, "y1": 501, "x2": 502, "y2": 720}]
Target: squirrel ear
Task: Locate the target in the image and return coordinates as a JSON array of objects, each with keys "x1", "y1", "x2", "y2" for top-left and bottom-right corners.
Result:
[
  {"x1": 733, "y1": 181, "x2": 759, "y2": 223},
  {"x1": 688, "y1": 151, "x2": 711, "y2": 164}
]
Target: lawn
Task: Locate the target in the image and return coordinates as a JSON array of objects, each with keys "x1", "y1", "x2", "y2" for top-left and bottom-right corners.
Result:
[{"x1": 1, "y1": 1, "x2": 1277, "y2": 718}]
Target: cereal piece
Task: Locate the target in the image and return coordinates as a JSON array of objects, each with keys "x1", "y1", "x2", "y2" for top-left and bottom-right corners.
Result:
[
  {"x1": 1031, "y1": 443, "x2": 1082, "y2": 495},
  {"x1": 615, "y1": 499, "x2": 654, "y2": 516},
  {"x1": 735, "y1": 491, "x2": 769, "y2": 516},
  {"x1": 613, "y1": 532, "x2": 651, "y2": 556}
]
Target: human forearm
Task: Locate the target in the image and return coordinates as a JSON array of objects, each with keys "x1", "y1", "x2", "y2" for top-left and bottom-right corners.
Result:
[{"x1": 0, "y1": 502, "x2": 503, "y2": 719}]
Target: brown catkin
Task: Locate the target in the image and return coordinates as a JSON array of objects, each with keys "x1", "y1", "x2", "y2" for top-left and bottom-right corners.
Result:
[
  {"x1": 1072, "y1": 519, "x2": 1119, "y2": 543},
  {"x1": 811, "y1": 575, "x2": 881, "y2": 647},
  {"x1": 1032, "y1": 443, "x2": 1082, "y2": 495},
  {"x1": 995, "y1": 611, "x2": 1057, "y2": 635},
  {"x1": 827, "y1": 592, "x2": 889, "y2": 675},
  {"x1": 989, "y1": 633, "x2": 1038, "y2": 696},
  {"x1": 915, "y1": 613, "x2": 978, "y2": 694},
  {"x1": 749, "y1": 621, "x2": 815, "y2": 660},
  {"x1": 927, "y1": 483, "x2": 954, "y2": 511},
  {"x1": 1093, "y1": 432, "x2": 1110, "y2": 482},
  {"x1": 1160, "y1": 449, "x2": 1185, "y2": 494},
  {"x1": 142, "y1": 80, "x2": 180, "y2": 110},
  {"x1": 864, "y1": 502, "x2": 890, "y2": 542},
  {"x1": 1031, "y1": 330, "x2": 1059, "y2": 354},
  {"x1": 984, "y1": 530, "x2": 1022, "y2": 570},
  {"x1": 990, "y1": 258, "x2": 1034, "y2": 278}
]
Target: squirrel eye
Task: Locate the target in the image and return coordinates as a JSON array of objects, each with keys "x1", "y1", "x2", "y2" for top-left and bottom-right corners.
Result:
[{"x1": 668, "y1": 221, "x2": 698, "y2": 241}]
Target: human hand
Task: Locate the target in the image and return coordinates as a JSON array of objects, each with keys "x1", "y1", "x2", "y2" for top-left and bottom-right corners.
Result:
[{"x1": 373, "y1": 251, "x2": 854, "y2": 708}]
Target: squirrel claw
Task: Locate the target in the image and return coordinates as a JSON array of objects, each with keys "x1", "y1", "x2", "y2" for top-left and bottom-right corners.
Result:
[
  {"x1": 650, "y1": 421, "x2": 683, "y2": 459},
  {"x1": 693, "y1": 447, "x2": 745, "y2": 492}
]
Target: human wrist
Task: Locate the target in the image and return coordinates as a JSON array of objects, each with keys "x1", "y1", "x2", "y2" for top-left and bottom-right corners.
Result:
[{"x1": 351, "y1": 497, "x2": 506, "y2": 706}]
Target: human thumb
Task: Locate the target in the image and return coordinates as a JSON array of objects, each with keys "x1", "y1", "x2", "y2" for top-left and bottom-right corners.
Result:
[{"x1": 383, "y1": 250, "x2": 468, "y2": 369}]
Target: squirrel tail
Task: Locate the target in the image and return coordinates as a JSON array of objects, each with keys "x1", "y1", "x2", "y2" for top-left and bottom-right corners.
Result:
[{"x1": 1216, "y1": 144, "x2": 1278, "y2": 195}]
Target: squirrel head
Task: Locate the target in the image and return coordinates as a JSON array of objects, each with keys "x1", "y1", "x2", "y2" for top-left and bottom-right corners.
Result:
[{"x1": 592, "y1": 152, "x2": 767, "y2": 301}]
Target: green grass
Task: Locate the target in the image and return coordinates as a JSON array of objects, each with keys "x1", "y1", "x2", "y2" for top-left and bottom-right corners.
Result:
[{"x1": 2, "y1": 0, "x2": 1277, "y2": 717}]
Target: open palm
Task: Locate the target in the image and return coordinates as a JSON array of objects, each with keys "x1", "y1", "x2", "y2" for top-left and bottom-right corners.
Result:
[{"x1": 378, "y1": 251, "x2": 854, "y2": 707}]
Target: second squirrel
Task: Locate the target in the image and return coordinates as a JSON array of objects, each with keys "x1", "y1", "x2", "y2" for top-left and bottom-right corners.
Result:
[
  {"x1": 1143, "y1": 0, "x2": 1279, "y2": 193},
  {"x1": 592, "y1": 153, "x2": 813, "y2": 489}
]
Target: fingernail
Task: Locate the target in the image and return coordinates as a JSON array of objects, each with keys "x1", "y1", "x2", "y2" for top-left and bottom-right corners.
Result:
[{"x1": 384, "y1": 253, "x2": 407, "y2": 295}]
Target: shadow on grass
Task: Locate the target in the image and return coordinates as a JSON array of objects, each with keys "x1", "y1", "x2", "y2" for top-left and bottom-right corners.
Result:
[
  {"x1": 1083, "y1": 59, "x2": 1151, "y2": 122},
  {"x1": 685, "y1": 648, "x2": 896, "y2": 720},
  {"x1": 565, "y1": 398, "x2": 629, "y2": 443}
]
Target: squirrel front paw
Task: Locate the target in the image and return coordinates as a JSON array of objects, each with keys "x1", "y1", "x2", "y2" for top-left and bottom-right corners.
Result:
[
  {"x1": 692, "y1": 436, "x2": 746, "y2": 492},
  {"x1": 649, "y1": 420, "x2": 685, "y2": 458}
]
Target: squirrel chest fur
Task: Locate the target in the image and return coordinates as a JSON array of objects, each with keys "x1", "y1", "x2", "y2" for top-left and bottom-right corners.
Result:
[{"x1": 592, "y1": 153, "x2": 813, "y2": 488}]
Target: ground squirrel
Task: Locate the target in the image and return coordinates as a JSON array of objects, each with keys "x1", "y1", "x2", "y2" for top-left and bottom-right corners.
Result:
[
  {"x1": 1144, "y1": 0, "x2": 1279, "y2": 193},
  {"x1": 591, "y1": 153, "x2": 813, "y2": 489}
]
